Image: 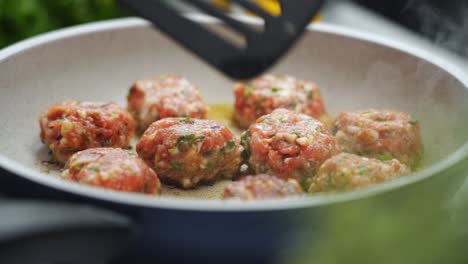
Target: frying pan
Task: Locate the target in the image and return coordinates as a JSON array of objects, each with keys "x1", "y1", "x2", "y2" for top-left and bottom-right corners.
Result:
[{"x1": 0, "y1": 15, "x2": 467, "y2": 263}]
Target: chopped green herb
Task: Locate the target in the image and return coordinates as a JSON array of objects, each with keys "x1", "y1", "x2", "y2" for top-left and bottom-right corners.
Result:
[
  {"x1": 90, "y1": 166, "x2": 100, "y2": 173},
  {"x1": 219, "y1": 147, "x2": 226, "y2": 154},
  {"x1": 243, "y1": 84, "x2": 256, "y2": 98},
  {"x1": 271, "y1": 87, "x2": 280, "y2": 93},
  {"x1": 357, "y1": 121, "x2": 364, "y2": 128},
  {"x1": 176, "y1": 134, "x2": 204, "y2": 147},
  {"x1": 377, "y1": 153, "x2": 393, "y2": 161},
  {"x1": 240, "y1": 131, "x2": 251, "y2": 159},
  {"x1": 179, "y1": 117, "x2": 192, "y2": 123},
  {"x1": 300, "y1": 166, "x2": 316, "y2": 188},
  {"x1": 259, "y1": 165, "x2": 267, "y2": 173},
  {"x1": 243, "y1": 148, "x2": 252, "y2": 159},
  {"x1": 307, "y1": 90, "x2": 314, "y2": 100},
  {"x1": 226, "y1": 141, "x2": 236, "y2": 150},
  {"x1": 177, "y1": 134, "x2": 196, "y2": 147},
  {"x1": 409, "y1": 120, "x2": 419, "y2": 126},
  {"x1": 220, "y1": 140, "x2": 236, "y2": 154},
  {"x1": 358, "y1": 166, "x2": 369, "y2": 177},
  {"x1": 170, "y1": 161, "x2": 184, "y2": 170}
]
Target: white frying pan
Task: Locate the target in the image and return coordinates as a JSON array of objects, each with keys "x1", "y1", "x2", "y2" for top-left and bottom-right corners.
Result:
[{"x1": 0, "y1": 15, "x2": 467, "y2": 263}]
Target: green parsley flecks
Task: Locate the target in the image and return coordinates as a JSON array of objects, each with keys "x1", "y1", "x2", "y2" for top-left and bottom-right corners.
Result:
[
  {"x1": 376, "y1": 153, "x2": 393, "y2": 161},
  {"x1": 409, "y1": 120, "x2": 419, "y2": 126},
  {"x1": 243, "y1": 84, "x2": 256, "y2": 98},
  {"x1": 220, "y1": 140, "x2": 236, "y2": 154},
  {"x1": 307, "y1": 90, "x2": 314, "y2": 100},
  {"x1": 358, "y1": 165, "x2": 369, "y2": 176},
  {"x1": 271, "y1": 87, "x2": 281, "y2": 93},
  {"x1": 179, "y1": 117, "x2": 193, "y2": 123},
  {"x1": 176, "y1": 134, "x2": 205, "y2": 147},
  {"x1": 170, "y1": 161, "x2": 184, "y2": 170}
]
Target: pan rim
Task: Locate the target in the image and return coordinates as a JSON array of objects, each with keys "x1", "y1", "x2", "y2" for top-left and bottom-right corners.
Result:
[{"x1": 0, "y1": 15, "x2": 467, "y2": 212}]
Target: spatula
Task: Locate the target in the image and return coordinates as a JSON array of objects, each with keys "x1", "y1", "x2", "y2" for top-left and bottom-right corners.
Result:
[{"x1": 118, "y1": 0, "x2": 325, "y2": 79}]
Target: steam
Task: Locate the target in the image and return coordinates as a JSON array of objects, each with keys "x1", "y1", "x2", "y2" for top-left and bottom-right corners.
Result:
[{"x1": 404, "y1": 1, "x2": 468, "y2": 57}]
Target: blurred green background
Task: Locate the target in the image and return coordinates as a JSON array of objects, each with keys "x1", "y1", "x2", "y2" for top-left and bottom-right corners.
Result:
[{"x1": 0, "y1": 0, "x2": 124, "y2": 48}]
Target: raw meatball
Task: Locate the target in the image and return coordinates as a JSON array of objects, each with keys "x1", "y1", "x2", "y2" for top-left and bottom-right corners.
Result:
[
  {"x1": 241, "y1": 109, "x2": 340, "y2": 187},
  {"x1": 136, "y1": 118, "x2": 242, "y2": 189},
  {"x1": 39, "y1": 101, "x2": 135, "y2": 164},
  {"x1": 233, "y1": 74, "x2": 329, "y2": 128},
  {"x1": 332, "y1": 109, "x2": 423, "y2": 168},
  {"x1": 309, "y1": 153, "x2": 410, "y2": 192},
  {"x1": 223, "y1": 174, "x2": 303, "y2": 200},
  {"x1": 62, "y1": 148, "x2": 160, "y2": 194},
  {"x1": 127, "y1": 75, "x2": 208, "y2": 132}
]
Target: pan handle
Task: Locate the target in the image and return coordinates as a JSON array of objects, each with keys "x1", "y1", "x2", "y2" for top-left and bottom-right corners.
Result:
[{"x1": 0, "y1": 199, "x2": 133, "y2": 264}]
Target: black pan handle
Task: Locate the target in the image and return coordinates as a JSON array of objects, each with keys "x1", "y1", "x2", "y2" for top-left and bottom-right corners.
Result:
[{"x1": 0, "y1": 199, "x2": 133, "y2": 264}]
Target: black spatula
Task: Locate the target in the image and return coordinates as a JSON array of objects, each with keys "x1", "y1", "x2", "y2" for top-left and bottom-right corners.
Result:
[{"x1": 118, "y1": 0, "x2": 325, "y2": 79}]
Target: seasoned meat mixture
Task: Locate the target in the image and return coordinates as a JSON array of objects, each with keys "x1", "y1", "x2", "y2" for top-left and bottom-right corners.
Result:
[{"x1": 137, "y1": 118, "x2": 241, "y2": 189}]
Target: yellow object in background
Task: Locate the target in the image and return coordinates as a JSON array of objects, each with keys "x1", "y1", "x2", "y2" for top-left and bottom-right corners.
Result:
[
  {"x1": 255, "y1": 0, "x2": 281, "y2": 16},
  {"x1": 212, "y1": 0, "x2": 321, "y2": 22},
  {"x1": 213, "y1": 0, "x2": 231, "y2": 11}
]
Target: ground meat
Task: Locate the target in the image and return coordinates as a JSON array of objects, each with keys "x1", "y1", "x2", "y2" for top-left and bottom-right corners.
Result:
[
  {"x1": 332, "y1": 109, "x2": 423, "y2": 168},
  {"x1": 233, "y1": 74, "x2": 329, "y2": 128},
  {"x1": 39, "y1": 101, "x2": 135, "y2": 164},
  {"x1": 222, "y1": 174, "x2": 303, "y2": 200},
  {"x1": 62, "y1": 148, "x2": 160, "y2": 194},
  {"x1": 241, "y1": 108, "x2": 341, "y2": 187},
  {"x1": 127, "y1": 75, "x2": 208, "y2": 132},
  {"x1": 136, "y1": 117, "x2": 242, "y2": 189},
  {"x1": 309, "y1": 153, "x2": 410, "y2": 192}
]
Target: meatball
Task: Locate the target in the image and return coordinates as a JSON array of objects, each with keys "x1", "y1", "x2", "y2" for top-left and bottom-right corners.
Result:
[
  {"x1": 241, "y1": 109, "x2": 341, "y2": 187},
  {"x1": 136, "y1": 118, "x2": 242, "y2": 189},
  {"x1": 233, "y1": 74, "x2": 329, "y2": 128},
  {"x1": 39, "y1": 101, "x2": 136, "y2": 164},
  {"x1": 223, "y1": 174, "x2": 303, "y2": 200},
  {"x1": 309, "y1": 153, "x2": 410, "y2": 192},
  {"x1": 127, "y1": 75, "x2": 208, "y2": 132},
  {"x1": 62, "y1": 148, "x2": 160, "y2": 194},
  {"x1": 332, "y1": 109, "x2": 423, "y2": 168}
]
